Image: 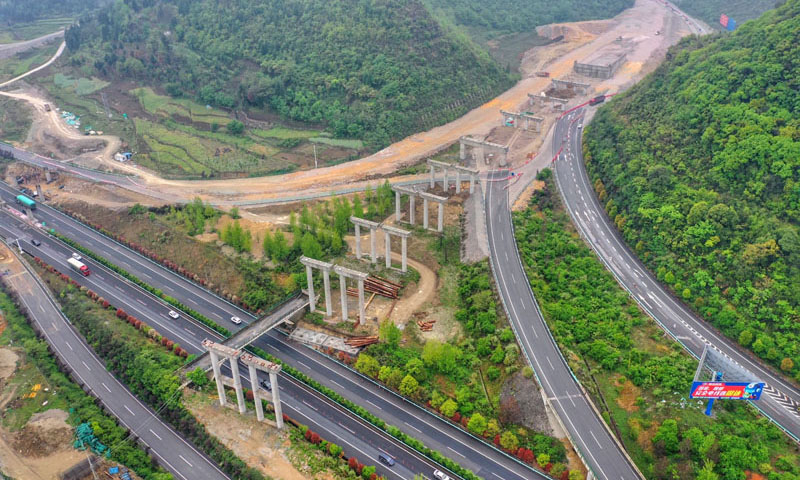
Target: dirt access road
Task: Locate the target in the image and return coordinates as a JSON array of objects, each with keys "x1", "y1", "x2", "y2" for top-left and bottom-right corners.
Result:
[{"x1": 3, "y1": 0, "x2": 702, "y2": 206}]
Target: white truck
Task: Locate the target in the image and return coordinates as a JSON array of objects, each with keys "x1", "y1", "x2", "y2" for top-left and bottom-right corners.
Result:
[{"x1": 67, "y1": 257, "x2": 90, "y2": 276}]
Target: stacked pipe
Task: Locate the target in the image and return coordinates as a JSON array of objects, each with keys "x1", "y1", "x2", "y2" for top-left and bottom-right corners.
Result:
[
  {"x1": 346, "y1": 275, "x2": 401, "y2": 299},
  {"x1": 345, "y1": 336, "x2": 379, "y2": 348}
]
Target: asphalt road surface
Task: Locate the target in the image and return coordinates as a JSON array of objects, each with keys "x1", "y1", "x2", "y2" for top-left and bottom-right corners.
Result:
[
  {"x1": 0, "y1": 239, "x2": 229, "y2": 480},
  {"x1": 0, "y1": 186, "x2": 551, "y2": 480},
  {"x1": 552, "y1": 108, "x2": 800, "y2": 441},
  {"x1": 485, "y1": 168, "x2": 642, "y2": 480}
]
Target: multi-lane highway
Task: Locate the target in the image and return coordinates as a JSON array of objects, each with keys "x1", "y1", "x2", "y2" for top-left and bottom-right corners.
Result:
[
  {"x1": 0, "y1": 240, "x2": 229, "y2": 480},
  {"x1": 0, "y1": 182, "x2": 553, "y2": 480},
  {"x1": 552, "y1": 108, "x2": 800, "y2": 441},
  {"x1": 485, "y1": 170, "x2": 643, "y2": 480}
]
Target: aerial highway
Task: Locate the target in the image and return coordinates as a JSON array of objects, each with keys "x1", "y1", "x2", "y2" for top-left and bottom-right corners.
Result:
[
  {"x1": 486, "y1": 170, "x2": 643, "y2": 480},
  {"x1": 0, "y1": 239, "x2": 229, "y2": 480},
  {"x1": 0, "y1": 185, "x2": 553, "y2": 480},
  {"x1": 552, "y1": 108, "x2": 800, "y2": 441}
]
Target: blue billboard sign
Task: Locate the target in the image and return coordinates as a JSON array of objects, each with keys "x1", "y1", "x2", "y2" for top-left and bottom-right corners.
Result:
[{"x1": 690, "y1": 381, "x2": 764, "y2": 400}]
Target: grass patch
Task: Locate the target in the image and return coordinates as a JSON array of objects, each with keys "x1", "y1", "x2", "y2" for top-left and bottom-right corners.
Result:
[
  {"x1": 309, "y1": 136, "x2": 363, "y2": 150},
  {"x1": 134, "y1": 118, "x2": 288, "y2": 177},
  {"x1": 0, "y1": 17, "x2": 72, "y2": 43},
  {"x1": 52, "y1": 73, "x2": 109, "y2": 96},
  {"x1": 251, "y1": 126, "x2": 322, "y2": 140},
  {"x1": 0, "y1": 42, "x2": 59, "y2": 82},
  {"x1": 0, "y1": 97, "x2": 33, "y2": 143},
  {"x1": 131, "y1": 87, "x2": 231, "y2": 125}
]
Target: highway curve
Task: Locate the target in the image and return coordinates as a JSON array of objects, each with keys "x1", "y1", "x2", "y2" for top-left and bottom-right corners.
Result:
[
  {"x1": 552, "y1": 108, "x2": 800, "y2": 442},
  {"x1": 0, "y1": 183, "x2": 553, "y2": 480},
  {"x1": 0, "y1": 239, "x2": 229, "y2": 480},
  {"x1": 485, "y1": 169, "x2": 643, "y2": 480}
]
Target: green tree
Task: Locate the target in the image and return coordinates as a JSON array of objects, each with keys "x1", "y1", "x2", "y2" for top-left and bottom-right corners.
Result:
[
  {"x1": 439, "y1": 399, "x2": 458, "y2": 417},
  {"x1": 227, "y1": 119, "x2": 244, "y2": 135},
  {"x1": 500, "y1": 431, "x2": 519, "y2": 451},
  {"x1": 653, "y1": 419, "x2": 680, "y2": 454},
  {"x1": 379, "y1": 319, "x2": 401, "y2": 349},
  {"x1": 399, "y1": 374, "x2": 419, "y2": 397},
  {"x1": 467, "y1": 413, "x2": 487, "y2": 435},
  {"x1": 355, "y1": 354, "x2": 380, "y2": 378}
]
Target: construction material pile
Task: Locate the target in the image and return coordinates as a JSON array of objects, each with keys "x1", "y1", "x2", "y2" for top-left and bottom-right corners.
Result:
[
  {"x1": 346, "y1": 275, "x2": 401, "y2": 299},
  {"x1": 345, "y1": 336, "x2": 379, "y2": 348}
]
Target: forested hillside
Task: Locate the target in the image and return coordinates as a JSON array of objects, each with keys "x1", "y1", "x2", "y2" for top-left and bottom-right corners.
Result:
[
  {"x1": 671, "y1": 0, "x2": 778, "y2": 29},
  {"x1": 0, "y1": 0, "x2": 108, "y2": 24},
  {"x1": 583, "y1": 0, "x2": 800, "y2": 377},
  {"x1": 65, "y1": 0, "x2": 516, "y2": 148},
  {"x1": 424, "y1": 0, "x2": 633, "y2": 40}
]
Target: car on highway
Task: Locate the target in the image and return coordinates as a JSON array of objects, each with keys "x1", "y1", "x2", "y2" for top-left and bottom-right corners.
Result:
[
  {"x1": 259, "y1": 379, "x2": 272, "y2": 391},
  {"x1": 30, "y1": 238, "x2": 41, "y2": 247},
  {"x1": 71, "y1": 252, "x2": 82, "y2": 261},
  {"x1": 378, "y1": 453, "x2": 395, "y2": 467},
  {"x1": 168, "y1": 310, "x2": 180, "y2": 319},
  {"x1": 230, "y1": 316, "x2": 242, "y2": 325},
  {"x1": 434, "y1": 470, "x2": 452, "y2": 480}
]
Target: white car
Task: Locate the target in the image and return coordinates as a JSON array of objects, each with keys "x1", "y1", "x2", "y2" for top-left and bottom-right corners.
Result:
[
  {"x1": 71, "y1": 252, "x2": 82, "y2": 261},
  {"x1": 230, "y1": 316, "x2": 242, "y2": 325},
  {"x1": 433, "y1": 470, "x2": 451, "y2": 480},
  {"x1": 577, "y1": 124, "x2": 583, "y2": 129},
  {"x1": 168, "y1": 310, "x2": 180, "y2": 319}
]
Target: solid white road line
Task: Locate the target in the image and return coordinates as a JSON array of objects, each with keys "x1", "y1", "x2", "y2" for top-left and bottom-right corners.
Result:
[{"x1": 124, "y1": 405, "x2": 135, "y2": 416}]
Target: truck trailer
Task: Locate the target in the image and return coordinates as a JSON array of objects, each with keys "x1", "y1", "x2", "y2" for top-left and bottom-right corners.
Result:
[
  {"x1": 67, "y1": 257, "x2": 91, "y2": 276},
  {"x1": 15, "y1": 194, "x2": 36, "y2": 210}
]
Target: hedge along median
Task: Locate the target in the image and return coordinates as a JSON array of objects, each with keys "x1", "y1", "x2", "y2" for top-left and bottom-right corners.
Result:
[{"x1": 49, "y1": 229, "x2": 485, "y2": 480}]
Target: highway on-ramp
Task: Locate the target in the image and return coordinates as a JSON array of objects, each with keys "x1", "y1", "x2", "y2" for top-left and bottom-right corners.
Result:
[
  {"x1": 552, "y1": 108, "x2": 800, "y2": 441},
  {"x1": 0, "y1": 239, "x2": 229, "y2": 480},
  {"x1": 0, "y1": 186, "x2": 554, "y2": 480},
  {"x1": 485, "y1": 170, "x2": 643, "y2": 480}
]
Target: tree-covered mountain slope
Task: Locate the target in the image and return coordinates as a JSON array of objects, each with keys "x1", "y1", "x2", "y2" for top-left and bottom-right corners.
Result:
[
  {"x1": 65, "y1": 0, "x2": 633, "y2": 148},
  {"x1": 671, "y1": 0, "x2": 778, "y2": 29},
  {"x1": 66, "y1": 0, "x2": 515, "y2": 148},
  {"x1": 424, "y1": 0, "x2": 632, "y2": 40},
  {"x1": 583, "y1": 0, "x2": 800, "y2": 377}
]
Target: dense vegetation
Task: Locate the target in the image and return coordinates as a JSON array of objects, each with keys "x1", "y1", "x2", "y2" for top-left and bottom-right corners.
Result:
[
  {"x1": 0, "y1": 0, "x2": 107, "y2": 24},
  {"x1": 356, "y1": 261, "x2": 571, "y2": 474},
  {"x1": 0, "y1": 288, "x2": 170, "y2": 480},
  {"x1": 64, "y1": 0, "x2": 513, "y2": 148},
  {"x1": 425, "y1": 0, "x2": 632, "y2": 40},
  {"x1": 671, "y1": 0, "x2": 778, "y2": 29},
  {"x1": 583, "y1": 0, "x2": 800, "y2": 380},
  {"x1": 514, "y1": 173, "x2": 800, "y2": 479}
]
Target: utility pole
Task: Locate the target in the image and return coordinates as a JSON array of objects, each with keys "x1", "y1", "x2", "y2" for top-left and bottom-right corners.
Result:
[{"x1": 313, "y1": 144, "x2": 318, "y2": 169}]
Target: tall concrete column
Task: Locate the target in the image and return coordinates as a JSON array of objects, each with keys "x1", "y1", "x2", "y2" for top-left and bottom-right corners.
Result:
[
  {"x1": 322, "y1": 268, "x2": 332, "y2": 316},
  {"x1": 354, "y1": 224, "x2": 361, "y2": 259},
  {"x1": 423, "y1": 198, "x2": 429, "y2": 229},
  {"x1": 370, "y1": 228, "x2": 377, "y2": 264},
  {"x1": 395, "y1": 191, "x2": 401, "y2": 221},
  {"x1": 209, "y1": 351, "x2": 226, "y2": 407},
  {"x1": 305, "y1": 265, "x2": 315, "y2": 312},
  {"x1": 385, "y1": 231, "x2": 391, "y2": 269},
  {"x1": 455, "y1": 170, "x2": 462, "y2": 193},
  {"x1": 438, "y1": 202, "x2": 444, "y2": 232},
  {"x1": 429, "y1": 165, "x2": 435, "y2": 188},
  {"x1": 230, "y1": 358, "x2": 246, "y2": 414},
  {"x1": 401, "y1": 236, "x2": 407, "y2": 273},
  {"x1": 409, "y1": 195, "x2": 415, "y2": 224},
  {"x1": 357, "y1": 278, "x2": 365, "y2": 324},
  {"x1": 469, "y1": 174, "x2": 475, "y2": 194},
  {"x1": 248, "y1": 365, "x2": 263, "y2": 421},
  {"x1": 442, "y1": 169, "x2": 448, "y2": 191},
  {"x1": 477, "y1": 147, "x2": 485, "y2": 165},
  {"x1": 460, "y1": 141, "x2": 465, "y2": 160},
  {"x1": 270, "y1": 372, "x2": 284, "y2": 429},
  {"x1": 339, "y1": 274, "x2": 348, "y2": 320}
]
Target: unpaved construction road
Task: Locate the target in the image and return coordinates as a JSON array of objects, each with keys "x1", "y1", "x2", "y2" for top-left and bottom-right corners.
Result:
[{"x1": 2, "y1": 0, "x2": 704, "y2": 206}]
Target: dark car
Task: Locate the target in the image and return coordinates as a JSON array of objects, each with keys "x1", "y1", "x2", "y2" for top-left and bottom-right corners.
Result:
[
  {"x1": 378, "y1": 453, "x2": 395, "y2": 467},
  {"x1": 30, "y1": 238, "x2": 41, "y2": 247},
  {"x1": 259, "y1": 379, "x2": 272, "y2": 391}
]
